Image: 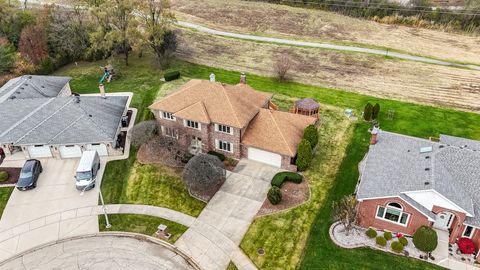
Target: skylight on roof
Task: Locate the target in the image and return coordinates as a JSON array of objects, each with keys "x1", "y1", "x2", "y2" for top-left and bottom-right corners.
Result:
[{"x1": 420, "y1": 146, "x2": 433, "y2": 153}]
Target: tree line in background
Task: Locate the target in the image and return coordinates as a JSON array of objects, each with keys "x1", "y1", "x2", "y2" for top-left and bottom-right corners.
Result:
[
  {"x1": 0, "y1": 0, "x2": 177, "y2": 84},
  {"x1": 250, "y1": 0, "x2": 480, "y2": 33}
]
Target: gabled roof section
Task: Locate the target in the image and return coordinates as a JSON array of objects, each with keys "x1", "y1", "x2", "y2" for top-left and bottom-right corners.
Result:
[
  {"x1": 0, "y1": 75, "x2": 71, "y2": 103},
  {"x1": 149, "y1": 80, "x2": 272, "y2": 128},
  {"x1": 0, "y1": 96, "x2": 128, "y2": 145},
  {"x1": 242, "y1": 109, "x2": 317, "y2": 156},
  {"x1": 174, "y1": 101, "x2": 211, "y2": 124}
]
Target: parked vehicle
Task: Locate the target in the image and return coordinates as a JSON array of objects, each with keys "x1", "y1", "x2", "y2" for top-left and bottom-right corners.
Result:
[
  {"x1": 16, "y1": 159, "x2": 42, "y2": 191},
  {"x1": 75, "y1": 150, "x2": 100, "y2": 191}
]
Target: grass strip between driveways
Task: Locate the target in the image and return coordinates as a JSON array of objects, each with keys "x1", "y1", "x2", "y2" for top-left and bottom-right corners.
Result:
[
  {"x1": 99, "y1": 214, "x2": 188, "y2": 244},
  {"x1": 0, "y1": 187, "x2": 13, "y2": 219}
]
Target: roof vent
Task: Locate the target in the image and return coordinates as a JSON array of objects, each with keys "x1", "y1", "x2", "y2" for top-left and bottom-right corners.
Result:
[
  {"x1": 20, "y1": 87, "x2": 24, "y2": 90},
  {"x1": 424, "y1": 181, "x2": 430, "y2": 185},
  {"x1": 41, "y1": 85, "x2": 45, "y2": 88},
  {"x1": 420, "y1": 146, "x2": 433, "y2": 153},
  {"x1": 28, "y1": 76, "x2": 32, "y2": 79},
  {"x1": 425, "y1": 168, "x2": 430, "y2": 171},
  {"x1": 425, "y1": 156, "x2": 430, "y2": 159},
  {"x1": 439, "y1": 145, "x2": 445, "y2": 148},
  {"x1": 16, "y1": 91, "x2": 20, "y2": 94},
  {"x1": 88, "y1": 114, "x2": 92, "y2": 117}
]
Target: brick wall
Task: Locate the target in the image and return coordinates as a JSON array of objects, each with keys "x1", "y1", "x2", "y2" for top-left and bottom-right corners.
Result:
[{"x1": 357, "y1": 197, "x2": 431, "y2": 236}]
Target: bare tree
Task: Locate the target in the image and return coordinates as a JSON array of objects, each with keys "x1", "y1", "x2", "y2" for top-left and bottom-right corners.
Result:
[
  {"x1": 183, "y1": 154, "x2": 226, "y2": 194},
  {"x1": 332, "y1": 195, "x2": 358, "y2": 236},
  {"x1": 131, "y1": 120, "x2": 158, "y2": 148},
  {"x1": 274, "y1": 53, "x2": 292, "y2": 81}
]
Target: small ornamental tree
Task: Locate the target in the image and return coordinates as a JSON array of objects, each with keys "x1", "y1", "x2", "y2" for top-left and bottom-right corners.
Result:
[
  {"x1": 183, "y1": 154, "x2": 226, "y2": 194},
  {"x1": 332, "y1": 195, "x2": 357, "y2": 235},
  {"x1": 303, "y1": 125, "x2": 318, "y2": 149},
  {"x1": 18, "y1": 24, "x2": 48, "y2": 64},
  {"x1": 413, "y1": 225, "x2": 438, "y2": 254},
  {"x1": 131, "y1": 120, "x2": 158, "y2": 147},
  {"x1": 457, "y1": 238, "x2": 475, "y2": 254},
  {"x1": 363, "y1": 102, "x2": 373, "y2": 122},
  {"x1": 372, "y1": 103, "x2": 380, "y2": 120},
  {"x1": 0, "y1": 39, "x2": 15, "y2": 75},
  {"x1": 296, "y1": 139, "x2": 312, "y2": 171}
]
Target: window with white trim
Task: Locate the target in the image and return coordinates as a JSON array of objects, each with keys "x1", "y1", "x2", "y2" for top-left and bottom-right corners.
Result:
[
  {"x1": 216, "y1": 124, "x2": 232, "y2": 135},
  {"x1": 184, "y1": 120, "x2": 200, "y2": 130},
  {"x1": 161, "y1": 111, "x2": 175, "y2": 121},
  {"x1": 375, "y1": 202, "x2": 410, "y2": 226},
  {"x1": 462, "y1": 226, "x2": 475, "y2": 238},
  {"x1": 216, "y1": 140, "x2": 233, "y2": 153},
  {"x1": 161, "y1": 126, "x2": 178, "y2": 139}
]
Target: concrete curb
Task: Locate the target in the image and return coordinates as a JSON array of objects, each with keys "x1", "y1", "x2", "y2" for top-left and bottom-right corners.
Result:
[{"x1": 0, "y1": 232, "x2": 203, "y2": 270}]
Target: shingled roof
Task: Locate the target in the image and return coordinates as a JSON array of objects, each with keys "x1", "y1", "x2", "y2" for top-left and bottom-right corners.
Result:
[
  {"x1": 0, "y1": 75, "x2": 71, "y2": 103},
  {"x1": 357, "y1": 131, "x2": 480, "y2": 226},
  {"x1": 149, "y1": 80, "x2": 272, "y2": 128},
  {"x1": 242, "y1": 109, "x2": 317, "y2": 157},
  {"x1": 0, "y1": 96, "x2": 128, "y2": 145}
]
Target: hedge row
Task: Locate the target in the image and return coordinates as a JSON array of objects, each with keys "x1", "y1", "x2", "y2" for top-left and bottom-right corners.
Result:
[
  {"x1": 207, "y1": 151, "x2": 226, "y2": 162},
  {"x1": 271, "y1": 172, "x2": 303, "y2": 187},
  {"x1": 164, "y1": 71, "x2": 180, "y2": 81}
]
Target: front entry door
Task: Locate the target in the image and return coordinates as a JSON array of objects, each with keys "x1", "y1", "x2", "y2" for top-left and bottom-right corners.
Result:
[{"x1": 434, "y1": 212, "x2": 454, "y2": 230}]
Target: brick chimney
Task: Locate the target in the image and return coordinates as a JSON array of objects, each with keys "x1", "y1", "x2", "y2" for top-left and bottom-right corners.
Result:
[
  {"x1": 209, "y1": 73, "x2": 216, "y2": 82},
  {"x1": 370, "y1": 124, "x2": 380, "y2": 145},
  {"x1": 240, "y1": 73, "x2": 247, "y2": 84},
  {"x1": 99, "y1": 84, "x2": 106, "y2": 99}
]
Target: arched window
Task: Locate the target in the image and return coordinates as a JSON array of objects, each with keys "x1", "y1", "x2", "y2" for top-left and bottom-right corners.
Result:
[{"x1": 387, "y1": 202, "x2": 403, "y2": 210}]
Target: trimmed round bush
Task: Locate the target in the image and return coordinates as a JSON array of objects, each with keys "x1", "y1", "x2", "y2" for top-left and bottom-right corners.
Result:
[
  {"x1": 376, "y1": 236, "x2": 387, "y2": 247},
  {"x1": 365, "y1": 228, "x2": 377, "y2": 239},
  {"x1": 413, "y1": 225, "x2": 438, "y2": 253},
  {"x1": 399, "y1": 236, "x2": 408, "y2": 246},
  {"x1": 384, "y1": 231, "x2": 393, "y2": 241},
  {"x1": 267, "y1": 186, "x2": 282, "y2": 205},
  {"x1": 0, "y1": 171, "x2": 8, "y2": 182},
  {"x1": 391, "y1": 241, "x2": 404, "y2": 253}
]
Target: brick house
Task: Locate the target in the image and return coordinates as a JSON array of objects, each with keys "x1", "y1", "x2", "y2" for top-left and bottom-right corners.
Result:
[
  {"x1": 356, "y1": 130, "x2": 480, "y2": 261},
  {"x1": 149, "y1": 76, "x2": 317, "y2": 170}
]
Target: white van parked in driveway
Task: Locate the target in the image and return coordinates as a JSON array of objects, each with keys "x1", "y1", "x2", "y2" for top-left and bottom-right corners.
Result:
[{"x1": 75, "y1": 150, "x2": 100, "y2": 191}]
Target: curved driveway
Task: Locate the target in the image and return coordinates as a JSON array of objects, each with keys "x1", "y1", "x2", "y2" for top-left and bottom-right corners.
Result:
[{"x1": 176, "y1": 21, "x2": 480, "y2": 71}]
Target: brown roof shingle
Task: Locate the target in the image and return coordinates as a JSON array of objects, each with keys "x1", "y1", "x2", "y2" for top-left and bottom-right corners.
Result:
[
  {"x1": 149, "y1": 80, "x2": 272, "y2": 128},
  {"x1": 242, "y1": 109, "x2": 317, "y2": 156}
]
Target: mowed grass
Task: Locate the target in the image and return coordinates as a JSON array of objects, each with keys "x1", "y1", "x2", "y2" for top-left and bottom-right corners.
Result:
[
  {"x1": 99, "y1": 214, "x2": 188, "y2": 243},
  {"x1": 0, "y1": 187, "x2": 13, "y2": 218}
]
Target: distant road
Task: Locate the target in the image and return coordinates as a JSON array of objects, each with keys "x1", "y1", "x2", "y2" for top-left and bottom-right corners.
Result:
[
  {"x1": 177, "y1": 21, "x2": 480, "y2": 71},
  {"x1": 27, "y1": 0, "x2": 480, "y2": 70}
]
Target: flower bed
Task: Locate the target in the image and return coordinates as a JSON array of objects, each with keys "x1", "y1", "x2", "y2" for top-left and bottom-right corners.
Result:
[{"x1": 330, "y1": 222, "x2": 423, "y2": 259}]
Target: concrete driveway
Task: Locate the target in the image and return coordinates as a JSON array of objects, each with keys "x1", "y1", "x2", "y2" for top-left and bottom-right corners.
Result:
[
  {"x1": 0, "y1": 157, "x2": 102, "y2": 254},
  {"x1": 175, "y1": 159, "x2": 281, "y2": 270}
]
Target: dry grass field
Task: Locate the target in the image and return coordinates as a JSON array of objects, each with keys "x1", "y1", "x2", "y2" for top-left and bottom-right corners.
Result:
[
  {"x1": 171, "y1": 0, "x2": 480, "y2": 64},
  {"x1": 176, "y1": 29, "x2": 480, "y2": 111}
]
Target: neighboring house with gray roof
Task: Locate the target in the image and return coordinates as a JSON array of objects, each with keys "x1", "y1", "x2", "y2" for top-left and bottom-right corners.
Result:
[
  {"x1": 356, "y1": 130, "x2": 480, "y2": 258},
  {"x1": 0, "y1": 76, "x2": 130, "y2": 159},
  {"x1": 0, "y1": 75, "x2": 72, "y2": 103}
]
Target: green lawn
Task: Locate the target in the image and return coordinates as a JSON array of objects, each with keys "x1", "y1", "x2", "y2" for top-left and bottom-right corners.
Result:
[
  {"x1": 54, "y1": 55, "x2": 480, "y2": 270},
  {"x1": 0, "y1": 187, "x2": 13, "y2": 218},
  {"x1": 99, "y1": 214, "x2": 188, "y2": 243}
]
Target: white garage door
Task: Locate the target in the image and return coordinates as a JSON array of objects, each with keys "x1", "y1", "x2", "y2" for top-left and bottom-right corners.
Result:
[
  {"x1": 86, "y1": 143, "x2": 108, "y2": 156},
  {"x1": 247, "y1": 147, "x2": 282, "y2": 168},
  {"x1": 27, "y1": 145, "x2": 52, "y2": 158},
  {"x1": 59, "y1": 145, "x2": 82, "y2": 158}
]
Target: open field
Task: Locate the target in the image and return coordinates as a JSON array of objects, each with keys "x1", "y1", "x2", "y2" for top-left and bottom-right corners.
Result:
[
  {"x1": 171, "y1": 0, "x2": 480, "y2": 65},
  {"x1": 176, "y1": 29, "x2": 480, "y2": 111}
]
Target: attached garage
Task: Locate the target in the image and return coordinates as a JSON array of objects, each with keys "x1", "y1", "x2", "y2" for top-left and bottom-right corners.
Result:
[
  {"x1": 86, "y1": 143, "x2": 108, "y2": 156},
  {"x1": 28, "y1": 145, "x2": 53, "y2": 158},
  {"x1": 247, "y1": 147, "x2": 282, "y2": 168},
  {"x1": 59, "y1": 145, "x2": 82, "y2": 158}
]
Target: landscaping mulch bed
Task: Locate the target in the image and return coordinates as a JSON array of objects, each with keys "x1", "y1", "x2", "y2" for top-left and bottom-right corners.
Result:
[
  {"x1": 0, "y1": 167, "x2": 21, "y2": 186},
  {"x1": 257, "y1": 177, "x2": 310, "y2": 216},
  {"x1": 137, "y1": 136, "x2": 185, "y2": 168}
]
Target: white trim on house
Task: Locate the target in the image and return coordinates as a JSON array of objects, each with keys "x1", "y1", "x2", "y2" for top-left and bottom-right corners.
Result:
[
  {"x1": 215, "y1": 124, "x2": 233, "y2": 135},
  {"x1": 403, "y1": 189, "x2": 473, "y2": 217},
  {"x1": 375, "y1": 204, "x2": 411, "y2": 227},
  {"x1": 359, "y1": 196, "x2": 436, "y2": 222},
  {"x1": 160, "y1": 111, "x2": 176, "y2": 121},
  {"x1": 462, "y1": 225, "x2": 475, "y2": 238},
  {"x1": 183, "y1": 119, "x2": 201, "y2": 130},
  {"x1": 215, "y1": 139, "x2": 233, "y2": 153}
]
